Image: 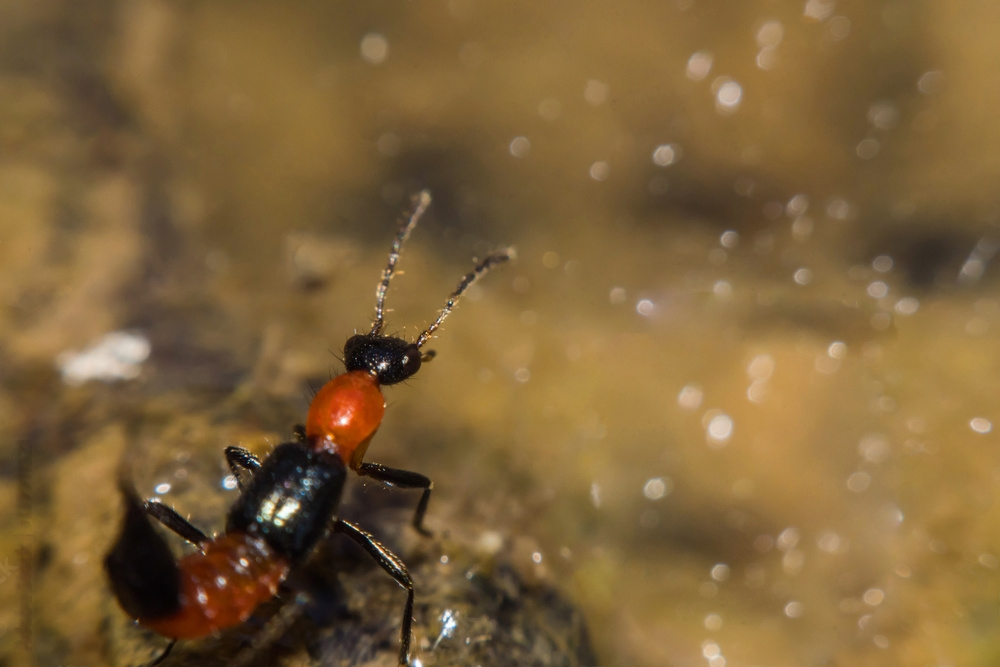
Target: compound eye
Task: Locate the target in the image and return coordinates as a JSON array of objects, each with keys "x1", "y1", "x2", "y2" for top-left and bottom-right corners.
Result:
[{"x1": 397, "y1": 344, "x2": 422, "y2": 380}]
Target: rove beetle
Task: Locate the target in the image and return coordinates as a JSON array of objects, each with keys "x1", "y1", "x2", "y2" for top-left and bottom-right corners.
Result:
[{"x1": 104, "y1": 191, "x2": 511, "y2": 665}]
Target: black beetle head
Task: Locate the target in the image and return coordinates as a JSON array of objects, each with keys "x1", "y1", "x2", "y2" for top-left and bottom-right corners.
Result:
[{"x1": 344, "y1": 333, "x2": 422, "y2": 385}]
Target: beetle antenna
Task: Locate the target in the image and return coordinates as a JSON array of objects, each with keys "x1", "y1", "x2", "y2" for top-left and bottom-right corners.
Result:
[
  {"x1": 371, "y1": 190, "x2": 432, "y2": 335},
  {"x1": 416, "y1": 247, "x2": 514, "y2": 349}
]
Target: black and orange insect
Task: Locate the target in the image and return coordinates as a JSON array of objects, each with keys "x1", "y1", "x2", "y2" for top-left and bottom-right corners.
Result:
[{"x1": 104, "y1": 191, "x2": 511, "y2": 665}]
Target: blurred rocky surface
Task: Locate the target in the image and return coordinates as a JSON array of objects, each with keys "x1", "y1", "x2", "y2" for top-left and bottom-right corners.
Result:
[{"x1": 4, "y1": 2, "x2": 1000, "y2": 667}]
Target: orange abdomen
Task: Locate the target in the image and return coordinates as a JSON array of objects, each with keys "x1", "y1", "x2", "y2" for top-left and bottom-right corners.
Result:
[
  {"x1": 142, "y1": 532, "x2": 290, "y2": 639},
  {"x1": 305, "y1": 370, "x2": 385, "y2": 469}
]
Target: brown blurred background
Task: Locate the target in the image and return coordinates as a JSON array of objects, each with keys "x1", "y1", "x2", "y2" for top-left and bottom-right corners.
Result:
[{"x1": 3, "y1": 0, "x2": 1000, "y2": 665}]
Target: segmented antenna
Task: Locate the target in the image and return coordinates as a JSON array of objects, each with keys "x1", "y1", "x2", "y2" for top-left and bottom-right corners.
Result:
[
  {"x1": 371, "y1": 190, "x2": 433, "y2": 334},
  {"x1": 415, "y1": 247, "x2": 514, "y2": 349}
]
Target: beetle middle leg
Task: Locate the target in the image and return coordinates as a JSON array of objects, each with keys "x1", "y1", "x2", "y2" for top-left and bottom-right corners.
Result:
[{"x1": 357, "y1": 462, "x2": 434, "y2": 537}]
